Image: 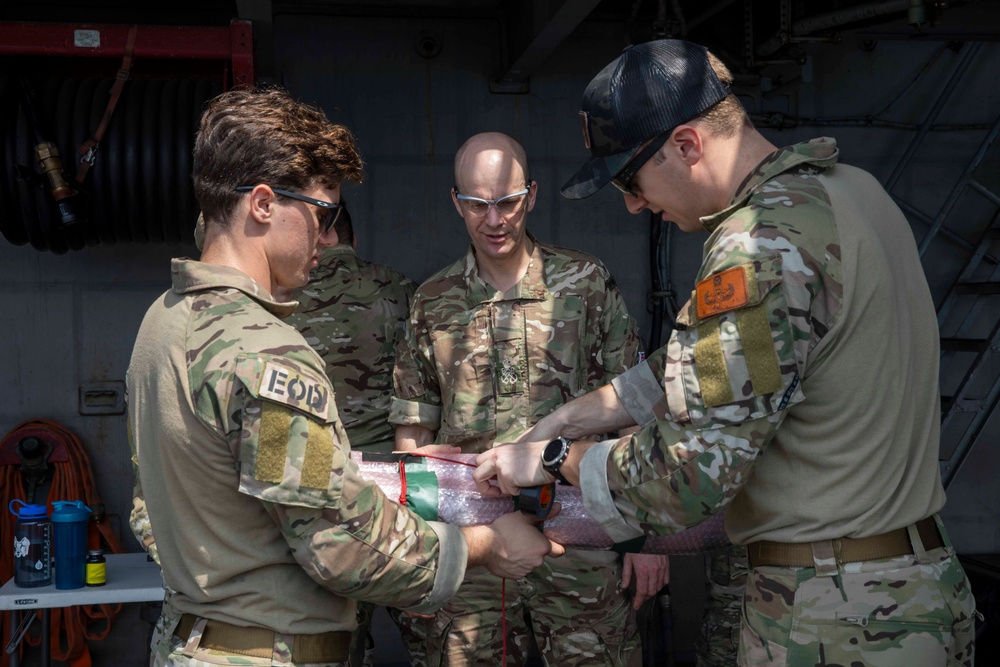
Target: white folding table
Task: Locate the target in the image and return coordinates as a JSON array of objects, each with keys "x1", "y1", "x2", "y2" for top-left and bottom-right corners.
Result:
[{"x1": 1, "y1": 552, "x2": 164, "y2": 666}]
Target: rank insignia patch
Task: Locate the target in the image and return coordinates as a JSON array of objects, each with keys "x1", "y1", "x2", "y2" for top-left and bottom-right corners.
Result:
[{"x1": 696, "y1": 266, "x2": 750, "y2": 319}]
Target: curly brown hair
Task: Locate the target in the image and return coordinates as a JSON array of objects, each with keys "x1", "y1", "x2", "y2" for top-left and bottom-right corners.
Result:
[{"x1": 193, "y1": 87, "x2": 363, "y2": 225}]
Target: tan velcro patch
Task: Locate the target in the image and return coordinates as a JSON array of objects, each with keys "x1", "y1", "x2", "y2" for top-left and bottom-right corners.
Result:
[
  {"x1": 256, "y1": 401, "x2": 290, "y2": 483},
  {"x1": 735, "y1": 304, "x2": 782, "y2": 397},
  {"x1": 300, "y1": 418, "x2": 334, "y2": 489},
  {"x1": 694, "y1": 321, "x2": 732, "y2": 408}
]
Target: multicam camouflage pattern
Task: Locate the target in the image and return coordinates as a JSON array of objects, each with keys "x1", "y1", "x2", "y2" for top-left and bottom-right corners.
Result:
[
  {"x1": 128, "y1": 259, "x2": 463, "y2": 652},
  {"x1": 151, "y1": 599, "x2": 350, "y2": 667},
  {"x1": 395, "y1": 551, "x2": 639, "y2": 667},
  {"x1": 128, "y1": 493, "x2": 159, "y2": 565},
  {"x1": 127, "y1": 407, "x2": 161, "y2": 564},
  {"x1": 603, "y1": 139, "x2": 850, "y2": 530},
  {"x1": 739, "y1": 537, "x2": 975, "y2": 666},
  {"x1": 696, "y1": 546, "x2": 749, "y2": 667},
  {"x1": 286, "y1": 246, "x2": 416, "y2": 452},
  {"x1": 284, "y1": 246, "x2": 414, "y2": 665},
  {"x1": 348, "y1": 602, "x2": 376, "y2": 667},
  {"x1": 391, "y1": 234, "x2": 641, "y2": 452},
  {"x1": 588, "y1": 138, "x2": 974, "y2": 664},
  {"x1": 391, "y1": 236, "x2": 642, "y2": 666}
]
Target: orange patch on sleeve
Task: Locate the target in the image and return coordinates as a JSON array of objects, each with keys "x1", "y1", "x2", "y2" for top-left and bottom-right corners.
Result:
[{"x1": 696, "y1": 266, "x2": 750, "y2": 319}]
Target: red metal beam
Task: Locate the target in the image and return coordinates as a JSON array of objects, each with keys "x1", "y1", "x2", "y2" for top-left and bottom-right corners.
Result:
[
  {"x1": 229, "y1": 20, "x2": 255, "y2": 88},
  {"x1": 0, "y1": 19, "x2": 254, "y2": 87}
]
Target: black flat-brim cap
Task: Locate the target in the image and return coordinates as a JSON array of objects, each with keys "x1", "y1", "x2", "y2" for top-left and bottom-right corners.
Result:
[{"x1": 561, "y1": 39, "x2": 730, "y2": 200}]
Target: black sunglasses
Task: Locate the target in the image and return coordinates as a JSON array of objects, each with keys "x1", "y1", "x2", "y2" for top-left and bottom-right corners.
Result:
[
  {"x1": 235, "y1": 186, "x2": 344, "y2": 234},
  {"x1": 611, "y1": 131, "x2": 672, "y2": 198}
]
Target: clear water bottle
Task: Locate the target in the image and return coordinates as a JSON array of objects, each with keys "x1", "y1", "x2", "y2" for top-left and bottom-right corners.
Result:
[{"x1": 9, "y1": 499, "x2": 52, "y2": 588}]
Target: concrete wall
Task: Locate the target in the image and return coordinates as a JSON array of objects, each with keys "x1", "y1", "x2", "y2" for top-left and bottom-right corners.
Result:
[{"x1": 1, "y1": 9, "x2": 998, "y2": 665}]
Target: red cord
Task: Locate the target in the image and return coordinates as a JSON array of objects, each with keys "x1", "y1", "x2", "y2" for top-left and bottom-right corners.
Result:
[
  {"x1": 397, "y1": 461, "x2": 408, "y2": 506},
  {"x1": 400, "y1": 452, "x2": 508, "y2": 663}
]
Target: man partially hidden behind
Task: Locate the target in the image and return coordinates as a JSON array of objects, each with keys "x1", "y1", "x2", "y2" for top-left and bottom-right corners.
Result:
[
  {"x1": 389, "y1": 131, "x2": 669, "y2": 666},
  {"x1": 284, "y1": 201, "x2": 417, "y2": 667},
  {"x1": 286, "y1": 200, "x2": 416, "y2": 454},
  {"x1": 126, "y1": 88, "x2": 561, "y2": 667}
]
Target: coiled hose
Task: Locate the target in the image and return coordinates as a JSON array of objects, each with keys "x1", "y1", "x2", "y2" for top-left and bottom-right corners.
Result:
[
  {"x1": 1, "y1": 419, "x2": 127, "y2": 667},
  {"x1": 0, "y1": 76, "x2": 220, "y2": 254}
]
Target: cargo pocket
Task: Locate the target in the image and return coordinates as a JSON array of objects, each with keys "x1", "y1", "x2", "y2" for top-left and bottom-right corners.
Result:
[
  {"x1": 785, "y1": 560, "x2": 965, "y2": 667},
  {"x1": 738, "y1": 616, "x2": 787, "y2": 667}
]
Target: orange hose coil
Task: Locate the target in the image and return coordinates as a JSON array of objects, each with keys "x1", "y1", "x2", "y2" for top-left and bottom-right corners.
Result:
[{"x1": 1, "y1": 419, "x2": 127, "y2": 667}]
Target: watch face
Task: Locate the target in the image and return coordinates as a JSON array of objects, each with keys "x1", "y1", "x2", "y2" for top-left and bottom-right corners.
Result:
[{"x1": 543, "y1": 438, "x2": 565, "y2": 466}]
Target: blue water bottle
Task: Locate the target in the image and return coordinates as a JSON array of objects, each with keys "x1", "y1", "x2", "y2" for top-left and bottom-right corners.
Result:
[
  {"x1": 9, "y1": 499, "x2": 52, "y2": 588},
  {"x1": 51, "y1": 500, "x2": 92, "y2": 590}
]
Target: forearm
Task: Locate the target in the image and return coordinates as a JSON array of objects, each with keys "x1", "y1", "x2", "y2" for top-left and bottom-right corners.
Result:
[
  {"x1": 558, "y1": 439, "x2": 598, "y2": 487},
  {"x1": 395, "y1": 424, "x2": 436, "y2": 451},
  {"x1": 544, "y1": 384, "x2": 635, "y2": 440},
  {"x1": 274, "y1": 499, "x2": 466, "y2": 614},
  {"x1": 460, "y1": 524, "x2": 494, "y2": 568}
]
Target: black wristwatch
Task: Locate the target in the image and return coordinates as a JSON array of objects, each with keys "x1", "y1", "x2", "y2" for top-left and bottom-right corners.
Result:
[{"x1": 541, "y1": 436, "x2": 573, "y2": 485}]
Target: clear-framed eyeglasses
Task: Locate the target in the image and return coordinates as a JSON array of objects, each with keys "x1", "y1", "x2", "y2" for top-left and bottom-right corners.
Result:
[{"x1": 454, "y1": 181, "x2": 533, "y2": 218}]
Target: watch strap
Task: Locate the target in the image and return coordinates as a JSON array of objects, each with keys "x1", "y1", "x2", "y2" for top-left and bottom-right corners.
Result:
[{"x1": 542, "y1": 436, "x2": 572, "y2": 485}]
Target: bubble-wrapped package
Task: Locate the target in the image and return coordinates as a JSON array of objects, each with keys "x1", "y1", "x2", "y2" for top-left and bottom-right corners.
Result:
[{"x1": 351, "y1": 452, "x2": 731, "y2": 555}]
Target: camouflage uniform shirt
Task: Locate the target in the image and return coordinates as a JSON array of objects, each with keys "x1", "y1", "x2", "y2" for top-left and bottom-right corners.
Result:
[
  {"x1": 126, "y1": 259, "x2": 466, "y2": 635},
  {"x1": 584, "y1": 138, "x2": 946, "y2": 544},
  {"x1": 390, "y1": 234, "x2": 640, "y2": 450},
  {"x1": 286, "y1": 245, "x2": 416, "y2": 452},
  {"x1": 390, "y1": 235, "x2": 643, "y2": 666}
]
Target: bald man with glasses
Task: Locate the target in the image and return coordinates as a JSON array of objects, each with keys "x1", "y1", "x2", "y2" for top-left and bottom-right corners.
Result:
[{"x1": 389, "y1": 131, "x2": 668, "y2": 666}]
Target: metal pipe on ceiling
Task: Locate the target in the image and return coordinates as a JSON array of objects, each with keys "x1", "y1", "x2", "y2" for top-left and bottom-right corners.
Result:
[{"x1": 756, "y1": 0, "x2": 911, "y2": 57}]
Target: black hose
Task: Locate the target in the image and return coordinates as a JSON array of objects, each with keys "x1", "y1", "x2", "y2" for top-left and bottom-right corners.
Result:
[
  {"x1": 124, "y1": 78, "x2": 148, "y2": 244},
  {"x1": 0, "y1": 75, "x2": 222, "y2": 252},
  {"x1": 159, "y1": 79, "x2": 180, "y2": 243},
  {"x1": 648, "y1": 210, "x2": 665, "y2": 352},
  {"x1": 0, "y1": 77, "x2": 28, "y2": 246},
  {"x1": 90, "y1": 77, "x2": 116, "y2": 245},
  {"x1": 140, "y1": 78, "x2": 164, "y2": 243}
]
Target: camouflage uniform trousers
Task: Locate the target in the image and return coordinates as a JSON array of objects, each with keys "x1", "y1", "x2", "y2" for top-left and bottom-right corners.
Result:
[
  {"x1": 346, "y1": 440, "x2": 394, "y2": 667},
  {"x1": 149, "y1": 601, "x2": 349, "y2": 667},
  {"x1": 394, "y1": 549, "x2": 640, "y2": 667},
  {"x1": 739, "y1": 542, "x2": 976, "y2": 666},
  {"x1": 348, "y1": 603, "x2": 375, "y2": 667},
  {"x1": 696, "y1": 544, "x2": 749, "y2": 667}
]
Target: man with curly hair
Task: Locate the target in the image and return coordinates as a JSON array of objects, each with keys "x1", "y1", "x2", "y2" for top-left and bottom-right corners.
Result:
[{"x1": 127, "y1": 88, "x2": 562, "y2": 667}]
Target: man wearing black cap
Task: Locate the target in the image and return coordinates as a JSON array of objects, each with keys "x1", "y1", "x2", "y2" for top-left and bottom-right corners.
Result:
[{"x1": 474, "y1": 39, "x2": 976, "y2": 666}]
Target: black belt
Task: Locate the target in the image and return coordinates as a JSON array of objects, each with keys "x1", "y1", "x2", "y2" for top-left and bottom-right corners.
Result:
[{"x1": 174, "y1": 614, "x2": 351, "y2": 663}]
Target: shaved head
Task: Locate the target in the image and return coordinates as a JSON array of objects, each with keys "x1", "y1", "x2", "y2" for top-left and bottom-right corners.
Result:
[{"x1": 454, "y1": 132, "x2": 529, "y2": 193}]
